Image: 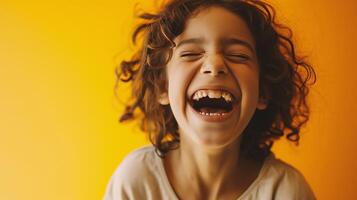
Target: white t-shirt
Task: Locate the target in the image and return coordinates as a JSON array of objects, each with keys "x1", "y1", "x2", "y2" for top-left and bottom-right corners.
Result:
[{"x1": 103, "y1": 145, "x2": 316, "y2": 200}]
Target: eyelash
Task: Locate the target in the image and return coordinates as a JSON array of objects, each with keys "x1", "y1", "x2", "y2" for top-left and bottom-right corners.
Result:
[
  {"x1": 180, "y1": 53, "x2": 202, "y2": 57},
  {"x1": 179, "y1": 52, "x2": 250, "y2": 61},
  {"x1": 226, "y1": 54, "x2": 250, "y2": 60}
]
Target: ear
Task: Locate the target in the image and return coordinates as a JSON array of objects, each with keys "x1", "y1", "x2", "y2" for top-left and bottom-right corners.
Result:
[
  {"x1": 257, "y1": 84, "x2": 270, "y2": 110},
  {"x1": 158, "y1": 92, "x2": 170, "y2": 105},
  {"x1": 257, "y1": 97, "x2": 268, "y2": 110}
]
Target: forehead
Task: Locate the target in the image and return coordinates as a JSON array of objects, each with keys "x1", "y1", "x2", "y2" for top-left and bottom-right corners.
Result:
[{"x1": 174, "y1": 6, "x2": 255, "y2": 48}]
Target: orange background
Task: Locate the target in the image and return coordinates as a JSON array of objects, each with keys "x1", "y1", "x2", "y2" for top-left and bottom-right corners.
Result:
[{"x1": 0, "y1": 0, "x2": 356, "y2": 199}]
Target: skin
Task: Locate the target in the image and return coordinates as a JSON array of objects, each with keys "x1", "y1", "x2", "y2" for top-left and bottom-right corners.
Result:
[{"x1": 160, "y1": 6, "x2": 267, "y2": 200}]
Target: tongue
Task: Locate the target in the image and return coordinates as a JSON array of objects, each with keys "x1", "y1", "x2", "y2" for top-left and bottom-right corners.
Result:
[{"x1": 200, "y1": 107, "x2": 227, "y2": 113}]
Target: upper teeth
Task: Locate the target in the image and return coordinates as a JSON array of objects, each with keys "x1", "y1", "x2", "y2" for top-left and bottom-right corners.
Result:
[{"x1": 192, "y1": 90, "x2": 233, "y2": 102}]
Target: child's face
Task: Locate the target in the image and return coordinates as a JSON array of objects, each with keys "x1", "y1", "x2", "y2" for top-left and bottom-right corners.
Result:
[{"x1": 164, "y1": 6, "x2": 266, "y2": 148}]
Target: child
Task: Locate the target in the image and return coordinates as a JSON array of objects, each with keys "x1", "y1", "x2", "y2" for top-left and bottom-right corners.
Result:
[{"x1": 104, "y1": 0, "x2": 317, "y2": 199}]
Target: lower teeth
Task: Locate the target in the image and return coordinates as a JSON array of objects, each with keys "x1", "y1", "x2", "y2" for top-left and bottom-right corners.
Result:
[{"x1": 199, "y1": 112, "x2": 227, "y2": 116}]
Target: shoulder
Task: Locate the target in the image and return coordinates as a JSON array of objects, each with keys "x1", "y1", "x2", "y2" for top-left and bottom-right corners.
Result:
[
  {"x1": 259, "y1": 153, "x2": 316, "y2": 200},
  {"x1": 114, "y1": 145, "x2": 158, "y2": 177},
  {"x1": 103, "y1": 145, "x2": 163, "y2": 200}
]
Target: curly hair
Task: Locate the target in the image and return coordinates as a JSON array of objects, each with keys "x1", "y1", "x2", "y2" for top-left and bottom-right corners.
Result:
[{"x1": 115, "y1": 0, "x2": 316, "y2": 160}]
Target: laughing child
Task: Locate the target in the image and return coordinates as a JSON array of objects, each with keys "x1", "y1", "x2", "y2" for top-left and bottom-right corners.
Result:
[{"x1": 104, "y1": 0, "x2": 317, "y2": 199}]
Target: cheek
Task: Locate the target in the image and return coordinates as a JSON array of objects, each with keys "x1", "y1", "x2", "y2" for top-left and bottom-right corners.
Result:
[
  {"x1": 166, "y1": 61, "x2": 196, "y2": 118},
  {"x1": 232, "y1": 67, "x2": 260, "y2": 113}
]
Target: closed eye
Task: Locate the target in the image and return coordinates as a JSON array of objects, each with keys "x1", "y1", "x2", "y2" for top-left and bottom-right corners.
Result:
[
  {"x1": 180, "y1": 52, "x2": 203, "y2": 61},
  {"x1": 180, "y1": 53, "x2": 202, "y2": 57},
  {"x1": 226, "y1": 54, "x2": 250, "y2": 62}
]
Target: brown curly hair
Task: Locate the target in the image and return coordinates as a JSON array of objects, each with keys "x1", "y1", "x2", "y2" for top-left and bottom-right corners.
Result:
[{"x1": 115, "y1": 0, "x2": 316, "y2": 160}]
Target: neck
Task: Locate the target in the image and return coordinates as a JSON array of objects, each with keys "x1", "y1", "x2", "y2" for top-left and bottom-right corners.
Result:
[
  {"x1": 180, "y1": 138, "x2": 241, "y2": 185},
  {"x1": 166, "y1": 136, "x2": 246, "y2": 199}
]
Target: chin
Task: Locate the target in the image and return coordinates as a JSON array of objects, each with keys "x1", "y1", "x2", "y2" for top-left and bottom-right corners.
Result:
[{"x1": 193, "y1": 131, "x2": 241, "y2": 150}]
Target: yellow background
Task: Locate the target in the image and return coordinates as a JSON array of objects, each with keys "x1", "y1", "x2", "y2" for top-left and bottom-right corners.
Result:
[{"x1": 1, "y1": 0, "x2": 356, "y2": 199}]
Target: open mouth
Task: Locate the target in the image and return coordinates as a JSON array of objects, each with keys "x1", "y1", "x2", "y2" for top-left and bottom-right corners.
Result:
[{"x1": 189, "y1": 89, "x2": 236, "y2": 116}]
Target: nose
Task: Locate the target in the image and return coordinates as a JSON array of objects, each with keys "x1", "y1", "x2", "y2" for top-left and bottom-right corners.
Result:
[{"x1": 200, "y1": 53, "x2": 228, "y2": 76}]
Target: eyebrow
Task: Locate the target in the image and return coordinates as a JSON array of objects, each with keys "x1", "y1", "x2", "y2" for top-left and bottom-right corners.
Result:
[
  {"x1": 175, "y1": 37, "x2": 255, "y2": 53},
  {"x1": 221, "y1": 38, "x2": 255, "y2": 53},
  {"x1": 175, "y1": 38, "x2": 205, "y2": 49}
]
